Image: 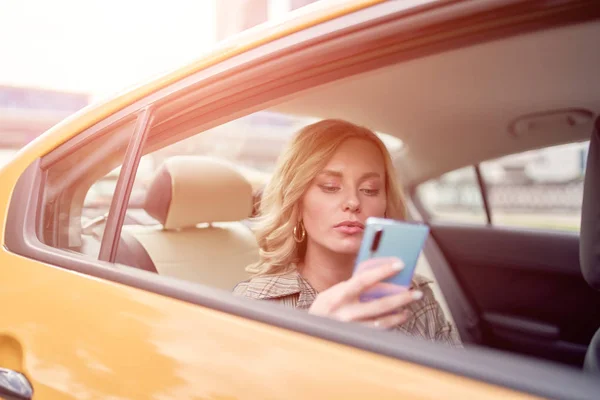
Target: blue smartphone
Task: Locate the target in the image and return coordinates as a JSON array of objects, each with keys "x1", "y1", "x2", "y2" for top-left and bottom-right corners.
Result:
[{"x1": 353, "y1": 217, "x2": 430, "y2": 301}]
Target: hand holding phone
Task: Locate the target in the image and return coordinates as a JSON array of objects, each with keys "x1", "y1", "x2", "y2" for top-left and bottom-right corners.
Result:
[
  {"x1": 307, "y1": 258, "x2": 422, "y2": 329},
  {"x1": 353, "y1": 217, "x2": 430, "y2": 301},
  {"x1": 306, "y1": 217, "x2": 429, "y2": 328}
]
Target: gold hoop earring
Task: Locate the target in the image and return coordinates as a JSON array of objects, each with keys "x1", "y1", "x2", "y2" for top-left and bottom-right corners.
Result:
[{"x1": 293, "y1": 220, "x2": 306, "y2": 243}]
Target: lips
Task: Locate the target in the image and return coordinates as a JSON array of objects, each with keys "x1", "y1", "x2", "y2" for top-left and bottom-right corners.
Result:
[{"x1": 334, "y1": 221, "x2": 365, "y2": 235}]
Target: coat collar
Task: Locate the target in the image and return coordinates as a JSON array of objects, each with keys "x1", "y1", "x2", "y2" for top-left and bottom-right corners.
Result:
[{"x1": 243, "y1": 271, "x2": 318, "y2": 309}]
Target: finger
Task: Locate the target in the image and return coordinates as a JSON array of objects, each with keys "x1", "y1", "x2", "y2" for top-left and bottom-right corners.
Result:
[
  {"x1": 314, "y1": 258, "x2": 404, "y2": 312},
  {"x1": 344, "y1": 259, "x2": 405, "y2": 300},
  {"x1": 363, "y1": 310, "x2": 412, "y2": 330},
  {"x1": 355, "y1": 257, "x2": 403, "y2": 272},
  {"x1": 338, "y1": 290, "x2": 422, "y2": 322}
]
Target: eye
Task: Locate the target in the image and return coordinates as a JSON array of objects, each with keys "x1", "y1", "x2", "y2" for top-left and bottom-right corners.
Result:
[
  {"x1": 319, "y1": 184, "x2": 340, "y2": 193},
  {"x1": 360, "y1": 188, "x2": 380, "y2": 196}
]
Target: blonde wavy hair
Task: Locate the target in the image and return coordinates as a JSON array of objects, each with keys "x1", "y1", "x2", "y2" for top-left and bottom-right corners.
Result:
[{"x1": 247, "y1": 119, "x2": 406, "y2": 276}]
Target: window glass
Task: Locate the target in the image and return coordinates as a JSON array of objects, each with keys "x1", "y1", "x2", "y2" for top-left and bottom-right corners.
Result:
[
  {"x1": 480, "y1": 141, "x2": 588, "y2": 232},
  {"x1": 41, "y1": 119, "x2": 135, "y2": 258},
  {"x1": 112, "y1": 111, "x2": 405, "y2": 282},
  {"x1": 112, "y1": 112, "x2": 315, "y2": 277},
  {"x1": 417, "y1": 141, "x2": 589, "y2": 232},
  {"x1": 417, "y1": 166, "x2": 487, "y2": 224},
  {"x1": 40, "y1": 108, "x2": 407, "y2": 277}
]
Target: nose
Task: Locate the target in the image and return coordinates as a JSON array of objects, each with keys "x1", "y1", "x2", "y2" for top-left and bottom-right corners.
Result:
[{"x1": 343, "y1": 191, "x2": 361, "y2": 213}]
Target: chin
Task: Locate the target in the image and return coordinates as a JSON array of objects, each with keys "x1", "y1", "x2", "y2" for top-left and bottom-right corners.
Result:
[{"x1": 331, "y1": 238, "x2": 362, "y2": 255}]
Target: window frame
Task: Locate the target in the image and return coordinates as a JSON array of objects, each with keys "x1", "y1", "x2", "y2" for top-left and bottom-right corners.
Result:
[
  {"x1": 38, "y1": 116, "x2": 140, "y2": 252},
  {"x1": 474, "y1": 164, "x2": 493, "y2": 225},
  {"x1": 5, "y1": 1, "x2": 600, "y2": 398},
  {"x1": 411, "y1": 165, "x2": 490, "y2": 226},
  {"x1": 98, "y1": 107, "x2": 154, "y2": 262}
]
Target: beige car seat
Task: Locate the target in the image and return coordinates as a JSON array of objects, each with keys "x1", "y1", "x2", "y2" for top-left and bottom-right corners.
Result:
[{"x1": 119, "y1": 156, "x2": 258, "y2": 290}]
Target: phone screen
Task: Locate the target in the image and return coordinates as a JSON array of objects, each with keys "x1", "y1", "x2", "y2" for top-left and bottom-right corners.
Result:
[{"x1": 354, "y1": 217, "x2": 429, "y2": 301}]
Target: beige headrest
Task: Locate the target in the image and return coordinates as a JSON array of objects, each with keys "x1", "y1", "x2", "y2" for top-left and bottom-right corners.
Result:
[{"x1": 144, "y1": 156, "x2": 253, "y2": 230}]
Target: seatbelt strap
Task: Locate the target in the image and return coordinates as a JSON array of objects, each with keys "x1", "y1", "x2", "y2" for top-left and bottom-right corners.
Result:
[{"x1": 406, "y1": 203, "x2": 482, "y2": 344}]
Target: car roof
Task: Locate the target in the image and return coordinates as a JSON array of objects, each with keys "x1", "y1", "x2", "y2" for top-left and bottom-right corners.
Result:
[{"x1": 270, "y1": 20, "x2": 600, "y2": 185}]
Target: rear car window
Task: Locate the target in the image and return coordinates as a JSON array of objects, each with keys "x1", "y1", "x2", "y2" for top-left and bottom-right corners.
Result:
[{"x1": 417, "y1": 141, "x2": 589, "y2": 232}]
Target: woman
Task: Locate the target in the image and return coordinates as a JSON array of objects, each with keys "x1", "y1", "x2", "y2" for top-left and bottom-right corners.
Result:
[{"x1": 234, "y1": 119, "x2": 461, "y2": 346}]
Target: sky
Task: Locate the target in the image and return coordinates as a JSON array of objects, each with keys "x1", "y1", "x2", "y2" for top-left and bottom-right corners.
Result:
[{"x1": 0, "y1": 0, "x2": 217, "y2": 100}]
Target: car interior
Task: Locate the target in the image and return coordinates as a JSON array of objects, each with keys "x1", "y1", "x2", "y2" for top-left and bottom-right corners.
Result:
[{"x1": 32, "y1": 13, "x2": 600, "y2": 377}]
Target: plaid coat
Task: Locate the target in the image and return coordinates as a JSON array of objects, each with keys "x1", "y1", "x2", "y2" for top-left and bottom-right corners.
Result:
[{"x1": 234, "y1": 271, "x2": 462, "y2": 347}]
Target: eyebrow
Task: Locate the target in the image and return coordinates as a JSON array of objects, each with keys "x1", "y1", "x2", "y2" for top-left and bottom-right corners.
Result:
[{"x1": 318, "y1": 170, "x2": 382, "y2": 180}]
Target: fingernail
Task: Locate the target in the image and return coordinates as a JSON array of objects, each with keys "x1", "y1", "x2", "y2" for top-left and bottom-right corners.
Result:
[
  {"x1": 392, "y1": 261, "x2": 404, "y2": 271},
  {"x1": 411, "y1": 290, "x2": 423, "y2": 300}
]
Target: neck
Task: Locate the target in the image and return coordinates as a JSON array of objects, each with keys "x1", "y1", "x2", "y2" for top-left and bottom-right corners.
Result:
[{"x1": 299, "y1": 239, "x2": 356, "y2": 293}]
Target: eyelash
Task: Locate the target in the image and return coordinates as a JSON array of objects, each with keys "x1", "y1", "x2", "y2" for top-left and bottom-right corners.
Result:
[
  {"x1": 361, "y1": 189, "x2": 380, "y2": 196},
  {"x1": 319, "y1": 185, "x2": 340, "y2": 193},
  {"x1": 318, "y1": 185, "x2": 380, "y2": 196}
]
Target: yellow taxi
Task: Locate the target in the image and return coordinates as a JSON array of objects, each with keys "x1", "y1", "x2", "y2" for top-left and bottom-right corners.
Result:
[{"x1": 1, "y1": 0, "x2": 600, "y2": 398}]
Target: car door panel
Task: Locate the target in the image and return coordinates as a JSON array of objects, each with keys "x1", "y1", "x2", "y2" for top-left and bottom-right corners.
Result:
[
  {"x1": 0, "y1": 250, "x2": 546, "y2": 400},
  {"x1": 430, "y1": 223, "x2": 600, "y2": 367}
]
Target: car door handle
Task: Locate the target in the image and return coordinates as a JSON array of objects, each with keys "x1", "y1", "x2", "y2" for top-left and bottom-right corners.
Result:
[{"x1": 0, "y1": 368, "x2": 33, "y2": 400}]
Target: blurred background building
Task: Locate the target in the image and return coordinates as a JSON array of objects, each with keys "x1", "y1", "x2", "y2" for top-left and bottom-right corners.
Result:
[
  {"x1": 0, "y1": 85, "x2": 89, "y2": 166},
  {"x1": 216, "y1": 0, "x2": 319, "y2": 41},
  {"x1": 154, "y1": 0, "x2": 328, "y2": 172}
]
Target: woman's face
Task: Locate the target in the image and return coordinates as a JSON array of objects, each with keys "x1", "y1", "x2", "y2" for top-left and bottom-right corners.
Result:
[{"x1": 300, "y1": 138, "x2": 387, "y2": 255}]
